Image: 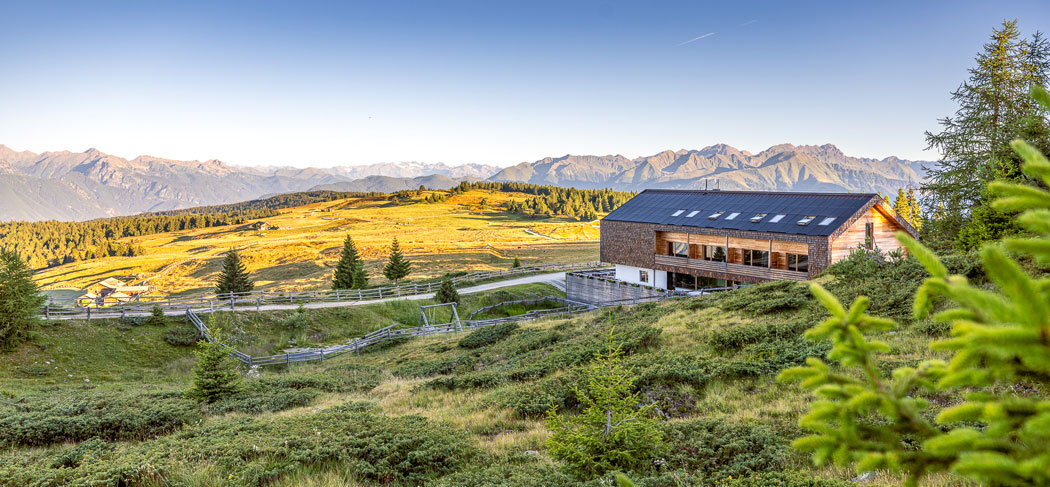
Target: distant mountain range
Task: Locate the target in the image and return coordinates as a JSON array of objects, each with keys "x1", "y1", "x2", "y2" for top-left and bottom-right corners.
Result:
[{"x1": 0, "y1": 143, "x2": 930, "y2": 222}]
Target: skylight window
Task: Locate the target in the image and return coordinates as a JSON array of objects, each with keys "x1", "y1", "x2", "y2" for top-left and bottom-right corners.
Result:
[
  {"x1": 750, "y1": 213, "x2": 768, "y2": 223},
  {"x1": 686, "y1": 210, "x2": 700, "y2": 218},
  {"x1": 724, "y1": 212, "x2": 740, "y2": 220},
  {"x1": 768, "y1": 214, "x2": 786, "y2": 223},
  {"x1": 707, "y1": 211, "x2": 724, "y2": 220},
  {"x1": 797, "y1": 216, "x2": 817, "y2": 226},
  {"x1": 671, "y1": 209, "x2": 685, "y2": 217},
  {"x1": 818, "y1": 217, "x2": 836, "y2": 226}
]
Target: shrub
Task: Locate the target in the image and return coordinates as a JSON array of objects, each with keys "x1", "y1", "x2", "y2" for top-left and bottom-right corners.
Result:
[
  {"x1": 395, "y1": 354, "x2": 476, "y2": 378},
  {"x1": 0, "y1": 391, "x2": 199, "y2": 446},
  {"x1": 165, "y1": 324, "x2": 200, "y2": 346},
  {"x1": 718, "y1": 280, "x2": 812, "y2": 315},
  {"x1": 707, "y1": 320, "x2": 811, "y2": 352},
  {"x1": 459, "y1": 323, "x2": 518, "y2": 349},
  {"x1": 428, "y1": 370, "x2": 506, "y2": 390},
  {"x1": 661, "y1": 418, "x2": 788, "y2": 481},
  {"x1": 281, "y1": 305, "x2": 311, "y2": 331},
  {"x1": 500, "y1": 374, "x2": 580, "y2": 417},
  {"x1": 725, "y1": 471, "x2": 853, "y2": 487},
  {"x1": 145, "y1": 305, "x2": 169, "y2": 326},
  {"x1": 546, "y1": 331, "x2": 664, "y2": 478},
  {"x1": 206, "y1": 386, "x2": 317, "y2": 415},
  {"x1": 0, "y1": 411, "x2": 478, "y2": 486},
  {"x1": 632, "y1": 353, "x2": 712, "y2": 389}
]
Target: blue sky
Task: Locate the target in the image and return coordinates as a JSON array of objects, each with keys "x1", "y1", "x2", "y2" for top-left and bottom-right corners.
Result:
[{"x1": 2, "y1": 1, "x2": 1048, "y2": 167}]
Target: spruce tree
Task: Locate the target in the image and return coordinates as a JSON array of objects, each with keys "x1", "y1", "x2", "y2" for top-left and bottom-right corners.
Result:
[
  {"x1": 187, "y1": 323, "x2": 241, "y2": 403},
  {"x1": 781, "y1": 86, "x2": 1050, "y2": 487},
  {"x1": 214, "y1": 250, "x2": 254, "y2": 296},
  {"x1": 907, "y1": 186, "x2": 924, "y2": 231},
  {"x1": 434, "y1": 277, "x2": 459, "y2": 304},
  {"x1": 0, "y1": 252, "x2": 46, "y2": 349},
  {"x1": 332, "y1": 234, "x2": 362, "y2": 290},
  {"x1": 923, "y1": 20, "x2": 1050, "y2": 243},
  {"x1": 382, "y1": 238, "x2": 411, "y2": 285},
  {"x1": 512, "y1": 256, "x2": 522, "y2": 268},
  {"x1": 353, "y1": 262, "x2": 369, "y2": 289}
]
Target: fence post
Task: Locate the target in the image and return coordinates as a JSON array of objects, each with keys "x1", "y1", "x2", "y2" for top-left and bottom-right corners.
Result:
[
  {"x1": 289, "y1": 292, "x2": 293, "y2": 303},
  {"x1": 167, "y1": 297, "x2": 171, "y2": 307},
  {"x1": 121, "y1": 306, "x2": 126, "y2": 320},
  {"x1": 355, "y1": 340, "x2": 359, "y2": 355},
  {"x1": 358, "y1": 289, "x2": 362, "y2": 300},
  {"x1": 210, "y1": 300, "x2": 214, "y2": 313},
  {"x1": 248, "y1": 355, "x2": 253, "y2": 368},
  {"x1": 256, "y1": 297, "x2": 261, "y2": 312},
  {"x1": 320, "y1": 350, "x2": 324, "y2": 363},
  {"x1": 397, "y1": 286, "x2": 401, "y2": 297},
  {"x1": 428, "y1": 282, "x2": 431, "y2": 293},
  {"x1": 230, "y1": 296, "x2": 235, "y2": 311},
  {"x1": 335, "y1": 289, "x2": 341, "y2": 300},
  {"x1": 378, "y1": 288, "x2": 382, "y2": 299},
  {"x1": 44, "y1": 305, "x2": 49, "y2": 320}
]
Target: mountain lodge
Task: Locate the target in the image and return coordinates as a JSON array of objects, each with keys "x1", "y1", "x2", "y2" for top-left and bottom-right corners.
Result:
[
  {"x1": 599, "y1": 190, "x2": 918, "y2": 291},
  {"x1": 76, "y1": 278, "x2": 151, "y2": 307}
]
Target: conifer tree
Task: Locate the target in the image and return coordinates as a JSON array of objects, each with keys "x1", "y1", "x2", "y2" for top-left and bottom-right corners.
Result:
[
  {"x1": 893, "y1": 188, "x2": 912, "y2": 225},
  {"x1": 512, "y1": 256, "x2": 522, "y2": 268},
  {"x1": 781, "y1": 86, "x2": 1050, "y2": 487},
  {"x1": 332, "y1": 234, "x2": 362, "y2": 289},
  {"x1": 187, "y1": 323, "x2": 240, "y2": 403},
  {"x1": 434, "y1": 276, "x2": 459, "y2": 304},
  {"x1": 906, "y1": 186, "x2": 924, "y2": 231},
  {"x1": 353, "y1": 262, "x2": 369, "y2": 289},
  {"x1": 0, "y1": 252, "x2": 46, "y2": 349},
  {"x1": 214, "y1": 250, "x2": 254, "y2": 296},
  {"x1": 923, "y1": 20, "x2": 1050, "y2": 242},
  {"x1": 546, "y1": 328, "x2": 664, "y2": 477},
  {"x1": 382, "y1": 238, "x2": 411, "y2": 285}
]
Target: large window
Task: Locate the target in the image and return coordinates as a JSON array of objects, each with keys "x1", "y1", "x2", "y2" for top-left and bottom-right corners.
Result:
[
  {"x1": 743, "y1": 249, "x2": 769, "y2": 267},
  {"x1": 668, "y1": 242, "x2": 689, "y2": 257},
  {"x1": 703, "y1": 245, "x2": 727, "y2": 262},
  {"x1": 639, "y1": 270, "x2": 649, "y2": 283},
  {"x1": 787, "y1": 253, "x2": 809, "y2": 272}
]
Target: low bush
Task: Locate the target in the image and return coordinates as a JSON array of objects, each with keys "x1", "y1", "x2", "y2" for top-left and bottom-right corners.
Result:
[
  {"x1": 206, "y1": 386, "x2": 317, "y2": 415},
  {"x1": 0, "y1": 391, "x2": 199, "y2": 447},
  {"x1": 145, "y1": 305, "x2": 169, "y2": 326},
  {"x1": 661, "y1": 418, "x2": 788, "y2": 481},
  {"x1": 165, "y1": 325, "x2": 200, "y2": 346},
  {"x1": 632, "y1": 353, "x2": 712, "y2": 389},
  {"x1": 725, "y1": 471, "x2": 853, "y2": 487},
  {"x1": 717, "y1": 338, "x2": 829, "y2": 379},
  {"x1": 394, "y1": 354, "x2": 476, "y2": 378},
  {"x1": 459, "y1": 323, "x2": 519, "y2": 349},
  {"x1": 0, "y1": 411, "x2": 478, "y2": 486},
  {"x1": 428, "y1": 370, "x2": 506, "y2": 390},
  {"x1": 499, "y1": 374, "x2": 581, "y2": 417},
  {"x1": 718, "y1": 280, "x2": 812, "y2": 315},
  {"x1": 707, "y1": 320, "x2": 811, "y2": 352}
]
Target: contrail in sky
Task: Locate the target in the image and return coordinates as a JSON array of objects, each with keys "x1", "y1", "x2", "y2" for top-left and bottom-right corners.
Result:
[
  {"x1": 677, "y1": 32, "x2": 716, "y2": 46},
  {"x1": 739, "y1": 19, "x2": 758, "y2": 27}
]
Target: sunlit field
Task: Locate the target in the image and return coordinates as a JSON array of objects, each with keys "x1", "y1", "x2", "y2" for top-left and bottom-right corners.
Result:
[{"x1": 33, "y1": 189, "x2": 600, "y2": 295}]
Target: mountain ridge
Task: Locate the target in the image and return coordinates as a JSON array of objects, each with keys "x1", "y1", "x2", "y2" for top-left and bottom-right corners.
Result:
[{"x1": 0, "y1": 143, "x2": 930, "y2": 222}]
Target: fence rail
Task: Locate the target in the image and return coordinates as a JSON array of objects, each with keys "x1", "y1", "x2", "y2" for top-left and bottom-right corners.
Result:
[{"x1": 41, "y1": 262, "x2": 604, "y2": 320}]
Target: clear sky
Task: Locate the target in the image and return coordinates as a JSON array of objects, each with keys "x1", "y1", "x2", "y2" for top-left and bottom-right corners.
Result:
[{"x1": 2, "y1": 0, "x2": 1048, "y2": 167}]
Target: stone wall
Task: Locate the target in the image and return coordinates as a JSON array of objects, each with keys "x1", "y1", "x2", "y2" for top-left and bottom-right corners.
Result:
[{"x1": 566, "y1": 272, "x2": 669, "y2": 305}]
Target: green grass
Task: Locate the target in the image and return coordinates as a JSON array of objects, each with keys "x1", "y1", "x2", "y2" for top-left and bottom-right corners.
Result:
[{"x1": 0, "y1": 254, "x2": 984, "y2": 487}]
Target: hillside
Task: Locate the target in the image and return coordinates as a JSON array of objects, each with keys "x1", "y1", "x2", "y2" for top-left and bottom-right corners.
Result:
[
  {"x1": 0, "y1": 143, "x2": 929, "y2": 222},
  {"x1": 0, "y1": 252, "x2": 980, "y2": 486},
  {"x1": 30, "y1": 188, "x2": 600, "y2": 295}
]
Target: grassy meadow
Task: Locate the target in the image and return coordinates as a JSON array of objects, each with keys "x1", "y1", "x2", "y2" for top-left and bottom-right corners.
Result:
[
  {"x1": 33, "y1": 189, "x2": 599, "y2": 296},
  {"x1": 0, "y1": 250, "x2": 997, "y2": 487}
]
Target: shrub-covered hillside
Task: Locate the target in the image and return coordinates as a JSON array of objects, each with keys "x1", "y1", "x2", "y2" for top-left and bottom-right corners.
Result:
[{"x1": 0, "y1": 249, "x2": 1009, "y2": 486}]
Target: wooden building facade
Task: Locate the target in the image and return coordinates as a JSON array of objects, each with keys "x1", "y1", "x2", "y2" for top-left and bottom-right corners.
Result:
[{"x1": 599, "y1": 190, "x2": 917, "y2": 290}]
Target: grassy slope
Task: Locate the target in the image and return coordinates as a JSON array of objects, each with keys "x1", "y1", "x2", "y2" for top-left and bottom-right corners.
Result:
[
  {"x1": 0, "y1": 259, "x2": 989, "y2": 486},
  {"x1": 34, "y1": 189, "x2": 599, "y2": 295}
]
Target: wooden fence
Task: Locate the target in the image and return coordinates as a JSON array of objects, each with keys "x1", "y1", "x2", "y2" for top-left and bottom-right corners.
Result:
[
  {"x1": 186, "y1": 297, "x2": 598, "y2": 367},
  {"x1": 42, "y1": 262, "x2": 604, "y2": 320}
]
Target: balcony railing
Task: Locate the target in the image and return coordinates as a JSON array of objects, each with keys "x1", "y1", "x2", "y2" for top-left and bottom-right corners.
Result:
[{"x1": 654, "y1": 254, "x2": 808, "y2": 281}]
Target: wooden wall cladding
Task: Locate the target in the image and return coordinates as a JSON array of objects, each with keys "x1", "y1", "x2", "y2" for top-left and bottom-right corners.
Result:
[
  {"x1": 771, "y1": 240, "x2": 808, "y2": 254},
  {"x1": 728, "y1": 236, "x2": 770, "y2": 251},
  {"x1": 830, "y1": 207, "x2": 905, "y2": 263}
]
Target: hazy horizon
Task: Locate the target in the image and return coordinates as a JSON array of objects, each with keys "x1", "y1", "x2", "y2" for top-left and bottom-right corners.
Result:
[{"x1": 3, "y1": 0, "x2": 1049, "y2": 168}]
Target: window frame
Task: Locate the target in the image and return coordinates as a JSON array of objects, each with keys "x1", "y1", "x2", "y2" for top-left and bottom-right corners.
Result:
[
  {"x1": 669, "y1": 241, "x2": 689, "y2": 257},
  {"x1": 639, "y1": 270, "x2": 649, "y2": 283}
]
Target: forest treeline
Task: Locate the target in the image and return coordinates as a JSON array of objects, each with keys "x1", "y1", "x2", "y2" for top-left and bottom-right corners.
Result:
[
  {"x1": 0, "y1": 191, "x2": 382, "y2": 269},
  {"x1": 450, "y1": 181, "x2": 635, "y2": 221}
]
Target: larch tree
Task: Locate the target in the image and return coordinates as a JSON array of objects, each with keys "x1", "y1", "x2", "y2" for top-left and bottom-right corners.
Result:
[
  {"x1": 893, "y1": 188, "x2": 912, "y2": 226},
  {"x1": 214, "y1": 250, "x2": 254, "y2": 296},
  {"x1": 0, "y1": 252, "x2": 46, "y2": 349},
  {"x1": 923, "y1": 19, "x2": 1050, "y2": 246},
  {"x1": 382, "y1": 238, "x2": 411, "y2": 285}
]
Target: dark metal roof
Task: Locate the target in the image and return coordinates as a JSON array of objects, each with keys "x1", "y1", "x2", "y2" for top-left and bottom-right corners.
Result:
[{"x1": 602, "y1": 189, "x2": 878, "y2": 237}]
